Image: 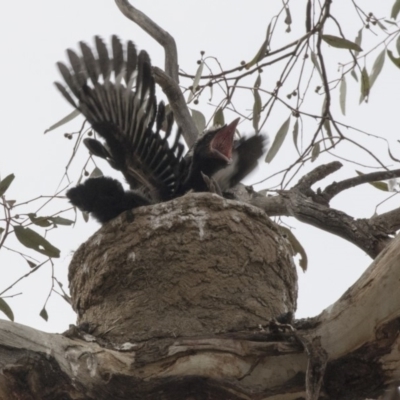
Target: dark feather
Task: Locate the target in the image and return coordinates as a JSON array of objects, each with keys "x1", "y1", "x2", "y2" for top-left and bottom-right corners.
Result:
[{"x1": 56, "y1": 36, "x2": 185, "y2": 201}]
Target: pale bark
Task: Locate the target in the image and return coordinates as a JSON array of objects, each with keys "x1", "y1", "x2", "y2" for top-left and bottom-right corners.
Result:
[{"x1": 1, "y1": 204, "x2": 400, "y2": 399}]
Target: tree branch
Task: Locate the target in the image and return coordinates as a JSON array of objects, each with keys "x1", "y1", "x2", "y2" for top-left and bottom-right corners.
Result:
[
  {"x1": 2, "y1": 234, "x2": 400, "y2": 399},
  {"x1": 245, "y1": 161, "x2": 400, "y2": 258},
  {"x1": 114, "y1": 0, "x2": 179, "y2": 82},
  {"x1": 114, "y1": 0, "x2": 199, "y2": 147},
  {"x1": 323, "y1": 168, "x2": 400, "y2": 201}
]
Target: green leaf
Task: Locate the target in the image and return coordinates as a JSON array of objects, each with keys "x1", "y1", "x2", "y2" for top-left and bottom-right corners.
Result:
[
  {"x1": 391, "y1": 0, "x2": 400, "y2": 19},
  {"x1": 376, "y1": 20, "x2": 387, "y2": 31},
  {"x1": 385, "y1": 19, "x2": 398, "y2": 25},
  {"x1": 397, "y1": 35, "x2": 400, "y2": 56},
  {"x1": 311, "y1": 142, "x2": 320, "y2": 162},
  {"x1": 339, "y1": 76, "x2": 346, "y2": 116},
  {"x1": 350, "y1": 69, "x2": 358, "y2": 82},
  {"x1": 367, "y1": 181, "x2": 389, "y2": 191},
  {"x1": 14, "y1": 226, "x2": 60, "y2": 258},
  {"x1": 0, "y1": 174, "x2": 15, "y2": 197},
  {"x1": 245, "y1": 23, "x2": 271, "y2": 69},
  {"x1": 44, "y1": 109, "x2": 81, "y2": 134},
  {"x1": 369, "y1": 50, "x2": 386, "y2": 88},
  {"x1": 49, "y1": 216, "x2": 74, "y2": 226},
  {"x1": 0, "y1": 298, "x2": 14, "y2": 321},
  {"x1": 191, "y1": 109, "x2": 206, "y2": 135},
  {"x1": 187, "y1": 61, "x2": 204, "y2": 103},
  {"x1": 265, "y1": 116, "x2": 291, "y2": 163},
  {"x1": 324, "y1": 120, "x2": 334, "y2": 146},
  {"x1": 322, "y1": 35, "x2": 363, "y2": 52},
  {"x1": 292, "y1": 119, "x2": 300, "y2": 155},
  {"x1": 310, "y1": 51, "x2": 322, "y2": 77},
  {"x1": 0, "y1": 227, "x2": 4, "y2": 241},
  {"x1": 213, "y1": 108, "x2": 225, "y2": 126},
  {"x1": 387, "y1": 49, "x2": 400, "y2": 69},
  {"x1": 254, "y1": 74, "x2": 262, "y2": 89},
  {"x1": 354, "y1": 29, "x2": 363, "y2": 57},
  {"x1": 356, "y1": 170, "x2": 389, "y2": 191},
  {"x1": 359, "y1": 67, "x2": 370, "y2": 103},
  {"x1": 40, "y1": 307, "x2": 48, "y2": 321},
  {"x1": 280, "y1": 227, "x2": 308, "y2": 272},
  {"x1": 90, "y1": 167, "x2": 103, "y2": 178},
  {"x1": 28, "y1": 213, "x2": 52, "y2": 227},
  {"x1": 252, "y1": 89, "x2": 262, "y2": 133},
  {"x1": 27, "y1": 260, "x2": 37, "y2": 269}
]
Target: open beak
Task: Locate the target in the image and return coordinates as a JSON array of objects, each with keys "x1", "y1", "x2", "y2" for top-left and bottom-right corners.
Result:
[{"x1": 210, "y1": 117, "x2": 240, "y2": 163}]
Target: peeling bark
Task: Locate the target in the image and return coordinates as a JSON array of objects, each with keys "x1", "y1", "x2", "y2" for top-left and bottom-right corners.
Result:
[{"x1": 1, "y1": 195, "x2": 400, "y2": 399}]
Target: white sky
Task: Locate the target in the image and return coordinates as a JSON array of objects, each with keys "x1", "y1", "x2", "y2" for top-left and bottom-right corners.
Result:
[{"x1": 0, "y1": 1, "x2": 399, "y2": 333}]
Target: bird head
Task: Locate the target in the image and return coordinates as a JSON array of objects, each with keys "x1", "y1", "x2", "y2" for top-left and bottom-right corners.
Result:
[{"x1": 191, "y1": 118, "x2": 239, "y2": 175}]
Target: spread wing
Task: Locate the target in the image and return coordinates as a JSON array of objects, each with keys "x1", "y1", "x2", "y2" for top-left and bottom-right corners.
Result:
[{"x1": 55, "y1": 35, "x2": 185, "y2": 202}]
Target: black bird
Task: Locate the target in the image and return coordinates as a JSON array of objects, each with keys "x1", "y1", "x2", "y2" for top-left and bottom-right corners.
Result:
[
  {"x1": 179, "y1": 118, "x2": 239, "y2": 194},
  {"x1": 56, "y1": 36, "x2": 267, "y2": 223},
  {"x1": 66, "y1": 177, "x2": 150, "y2": 223}
]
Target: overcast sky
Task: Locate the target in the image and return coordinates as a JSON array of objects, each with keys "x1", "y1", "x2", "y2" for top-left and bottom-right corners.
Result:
[{"x1": 0, "y1": 0, "x2": 399, "y2": 333}]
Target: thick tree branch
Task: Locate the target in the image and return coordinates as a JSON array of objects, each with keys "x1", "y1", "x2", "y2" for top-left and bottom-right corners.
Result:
[
  {"x1": 1, "y1": 234, "x2": 400, "y2": 399},
  {"x1": 114, "y1": 0, "x2": 199, "y2": 147},
  {"x1": 370, "y1": 206, "x2": 400, "y2": 234},
  {"x1": 245, "y1": 162, "x2": 400, "y2": 258},
  {"x1": 323, "y1": 168, "x2": 400, "y2": 201},
  {"x1": 114, "y1": 0, "x2": 179, "y2": 82}
]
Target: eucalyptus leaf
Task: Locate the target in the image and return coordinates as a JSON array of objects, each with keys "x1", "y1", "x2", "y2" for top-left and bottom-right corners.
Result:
[
  {"x1": 280, "y1": 226, "x2": 308, "y2": 272},
  {"x1": 252, "y1": 89, "x2": 262, "y2": 133},
  {"x1": 310, "y1": 51, "x2": 322, "y2": 77},
  {"x1": 391, "y1": 0, "x2": 400, "y2": 19},
  {"x1": 27, "y1": 260, "x2": 37, "y2": 269},
  {"x1": 322, "y1": 35, "x2": 362, "y2": 52},
  {"x1": 27, "y1": 214, "x2": 52, "y2": 227},
  {"x1": 339, "y1": 76, "x2": 347, "y2": 115},
  {"x1": 292, "y1": 119, "x2": 300, "y2": 155},
  {"x1": 191, "y1": 109, "x2": 206, "y2": 135},
  {"x1": 0, "y1": 174, "x2": 15, "y2": 197},
  {"x1": 90, "y1": 167, "x2": 103, "y2": 178},
  {"x1": 187, "y1": 61, "x2": 204, "y2": 103},
  {"x1": 397, "y1": 35, "x2": 400, "y2": 56},
  {"x1": 0, "y1": 298, "x2": 14, "y2": 321},
  {"x1": 354, "y1": 29, "x2": 363, "y2": 57},
  {"x1": 245, "y1": 23, "x2": 271, "y2": 69},
  {"x1": 369, "y1": 50, "x2": 386, "y2": 88},
  {"x1": 40, "y1": 307, "x2": 48, "y2": 321},
  {"x1": 387, "y1": 50, "x2": 400, "y2": 69},
  {"x1": 359, "y1": 67, "x2": 370, "y2": 103},
  {"x1": 356, "y1": 170, "x2": 389, "y2": 192},
  {"x1": 311, "y1": 142, "x2": 320, "y2": 162},
  {"x1": 213, "y1": 108, "x2": 225, "y2": 126},
  {"x1": 14, "y1": 226, "x2": 60, "y2": 258},
  {"x1": 324, "y1": 120, "x2": 334, "y2": 146},
  {"x1": 265, "y1": 116, "x2": 291, "y2": 163},
  {"x1": 350, "y1": 69, "x2": 358, "y2": 82},
  {"x1": 49, "y1": 216, "x2": 74, "y2": 226},
  {"x1": 44, "y1": 109, "x2": 81, "y2": 134}
]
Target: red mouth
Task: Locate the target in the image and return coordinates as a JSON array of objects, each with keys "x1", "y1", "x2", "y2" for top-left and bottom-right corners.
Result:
[{"x1": 210, "y1": 117, "x2": 240, "y2": 163}]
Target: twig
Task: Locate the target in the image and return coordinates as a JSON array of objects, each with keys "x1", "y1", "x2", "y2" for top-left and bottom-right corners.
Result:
[{"x1": 323, "y1": 168, "x2": 400, "y2": 201}]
